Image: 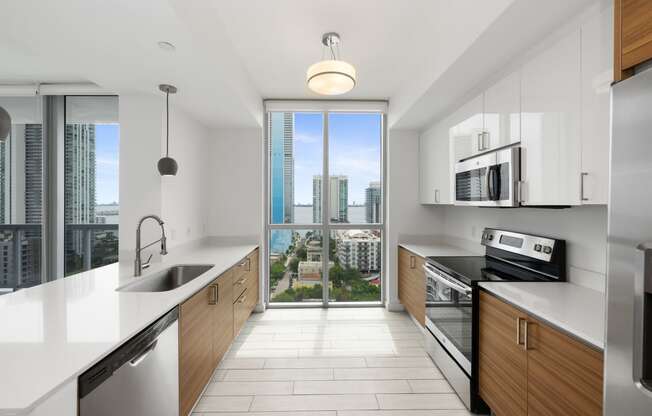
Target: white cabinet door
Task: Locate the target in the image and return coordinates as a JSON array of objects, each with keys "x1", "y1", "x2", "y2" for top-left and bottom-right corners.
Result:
[
  {"x1": 521, "y1": 29, "x2": 582, "y2": 206},
  {"x1": 580, "y1": 5, "x2": 613, "y2": 205},
  {"x1": 450, "y1": 94, "x2": 484, "y2": 162},
  {"x1": 419, "y1": 119, "x2": 451, "y2": 204},
  {"x1": 484, "y1": 70, "x2": 521, "y2": 151}
]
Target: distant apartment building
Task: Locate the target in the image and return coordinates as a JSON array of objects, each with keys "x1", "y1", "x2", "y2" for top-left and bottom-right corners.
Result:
[
  {"x1": 269, "y1": 112, "x2": 294, "y2": 254},
  {"x1": 0, "y1": 124, "x2": 43, "y2": 291},
  {"x1": 312, "y1": 175, "x2": 348, "y2": 223},
  {"x1": 336, "y1": 229, "x2": 381, "y2": 272},
  {"x1": 365, "y1": 181, "x2": 381, "y2": 223}
]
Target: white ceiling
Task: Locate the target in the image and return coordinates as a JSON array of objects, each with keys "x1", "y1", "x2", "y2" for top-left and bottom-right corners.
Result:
[{"x1": 0, "y1": 0, "x2": 599, "y2": 130}]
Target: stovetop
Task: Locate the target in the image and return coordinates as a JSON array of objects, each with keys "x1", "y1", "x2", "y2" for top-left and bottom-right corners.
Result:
[{"x1": 426, "y1": 255, "x2": 555, "y2": 287}]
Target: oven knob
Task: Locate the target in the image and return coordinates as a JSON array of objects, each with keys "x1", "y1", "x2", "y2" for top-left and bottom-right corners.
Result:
[
  {"x1": 534, "y1": 244, "x2": 542, "y2": 252},
  {"x1": 543, "y1": 246, "x2": 552, "y2": 254},
  {"x1": 488, "y1": 234, "x2": 494, "y2": 241}
]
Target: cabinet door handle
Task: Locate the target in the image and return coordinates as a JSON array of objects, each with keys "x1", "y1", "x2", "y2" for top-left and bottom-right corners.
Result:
[
  {"x1": 477, "y1": 133, "x2": 483, "y2": 151},
  {"x1": 524, "y1": 321, "x2": 535, "y2": 350},
  {"x1": 435, "y1": 189, "x2": 440, "y2": 203},
  {"x1": 483, "y1": 132, "x2": 489, "y2": 150},
  {"x1": 580, "y1": 172, "x2": 589, "y2": 201},
  {"x1": 237, "y1": 294, "x2": 247, "y2": 304},
  {"x1": 208, "y1": 284, "x2": 218, "y2": 305},
  {"x1": 235, "y1": 277, "x2": 247, "y2": 286},
  {"x1": 410, "y1": 256, "x2": 416, "y2": 269},
  {"x1": 516, "y1": 317, "x2": 523, "y2": 345},
  {"x1": 246, "y1": 258, "x2": 251, "y2": 271}
]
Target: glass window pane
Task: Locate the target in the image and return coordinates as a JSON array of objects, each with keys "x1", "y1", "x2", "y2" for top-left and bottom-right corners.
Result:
[
  {"x1": 328, "y1": 113, "x2": 382, "y2": 224},
  {"x1": 269, "y1": 112, "x2": 323, "y2": 224},
  {"x1": 328, "y1": 229, "x2": 382, "y2": 302},
  {"x1": 0, "y1": 97, "x2": 44, "y2": 294},
  {"x1": 64, "y1": 96, "x2": 119, "y2": 276},
  {"x1": 269, "y1": 229, "x2": 323, "y2": 303}
]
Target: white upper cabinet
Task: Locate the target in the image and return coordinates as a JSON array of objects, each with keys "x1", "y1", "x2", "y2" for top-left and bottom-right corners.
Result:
[
  {"x1": 450, "y1": 94, "x2": 484, "y2": 162},
  {"x1": 419, "y1": 118, "x2": 452, "y2": 204},
  {"x1": 484, "y1": 70, "x2": 521, "y2": 151},
  {"x1": 580, "y1": 5, "x2": 613, "y2": 205},
  {"x1": 521, "y1": 29, "x2": 582, "y2": 206}
]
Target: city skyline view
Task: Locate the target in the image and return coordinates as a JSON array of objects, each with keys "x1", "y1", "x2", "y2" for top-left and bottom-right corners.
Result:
[
  {"x1": 95, "y1": 124, "x2": 120, "y2": 204},
  {"x1": 294, "y1": 112, "x2": 381, "y2": 205}
]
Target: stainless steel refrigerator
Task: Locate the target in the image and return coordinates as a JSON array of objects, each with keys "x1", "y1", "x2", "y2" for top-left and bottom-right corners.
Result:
[{"x1": 606, "y1": 65, "x2": 652, "y2": 414}]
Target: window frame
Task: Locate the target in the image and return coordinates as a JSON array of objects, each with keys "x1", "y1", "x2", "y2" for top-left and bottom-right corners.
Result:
[{"x1": 263, "y1": 101, "x2": 388, "y2": 308}]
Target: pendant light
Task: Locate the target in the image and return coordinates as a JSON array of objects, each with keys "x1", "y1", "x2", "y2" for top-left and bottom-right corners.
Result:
[
  {"x1": 0, "y1": 106, "x2": 10, "y2": 141},
  {"x1": 306, "y1": 32, "x2": 356, "y2": 95},
  {"x1": 158, "y1": 84, "x2": 178, "y2": 176}
]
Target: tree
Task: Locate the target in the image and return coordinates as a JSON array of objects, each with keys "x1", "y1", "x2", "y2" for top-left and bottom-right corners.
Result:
[
  {"x1": 270, "y1": 261, "x2": 286, "y2": 287},
  {"x1": 295, "y1": 246, "x2": 307, "y2": 261},
  {"x1": 329, "y1": 263, "x2": 346, "y2": 288},
  {"x1": 289, "y1": 257, "x2": 300, "y2": 273}
]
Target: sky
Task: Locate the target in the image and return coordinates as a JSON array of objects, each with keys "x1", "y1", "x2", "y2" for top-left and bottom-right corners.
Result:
[
  {"x1": 94, "y1": 124, "x2": 119, "y2": 204},
  {"x1": 293, "y1": 112, "x2": 381, "y2": 205}
]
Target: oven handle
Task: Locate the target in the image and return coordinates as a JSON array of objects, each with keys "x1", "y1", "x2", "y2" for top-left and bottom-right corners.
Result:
[{"x1": 423, "y1": 264, "x2": 472, "y2": 295}]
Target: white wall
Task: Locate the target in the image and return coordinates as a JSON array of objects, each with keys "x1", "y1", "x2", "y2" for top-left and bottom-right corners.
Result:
[
  {"x1": 119, "y1": 93, "x2": 211, "y2": 268},
  {"x1": 386, "y1": 129, "x2": 445, "y2": 310},
  {"x1": 205, "y1": 127, "x2": 263, "y2": 243},
  {"x1": 160, "y1": 107, "x2": 211, "y2": 249}
]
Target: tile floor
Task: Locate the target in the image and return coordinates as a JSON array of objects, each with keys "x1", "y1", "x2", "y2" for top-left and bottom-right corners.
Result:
[{"x1": 193, "y1": 307, "x2": 471, "y2": 416}]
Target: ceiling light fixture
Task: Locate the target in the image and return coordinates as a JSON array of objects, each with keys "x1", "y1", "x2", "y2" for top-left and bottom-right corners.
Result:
[
  {"x1": 306, "y1": 32, "x2": 356, "y2": 96},
  {"x1": 157, "y1": 84, "x2": 178, "y2": 176},
  {"x1": 157, "y1": 41, "x2": 176, "y2": 52}
]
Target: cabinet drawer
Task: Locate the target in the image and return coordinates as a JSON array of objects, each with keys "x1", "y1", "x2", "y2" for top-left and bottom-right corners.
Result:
[{"x1": 234, "y1": 288, "x2": 254, "y2": 336}]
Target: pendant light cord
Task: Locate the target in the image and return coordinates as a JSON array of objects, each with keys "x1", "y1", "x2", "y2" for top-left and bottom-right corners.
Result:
[{"x1": 165, "y1": 90, "x2": 170, "y2": 157}]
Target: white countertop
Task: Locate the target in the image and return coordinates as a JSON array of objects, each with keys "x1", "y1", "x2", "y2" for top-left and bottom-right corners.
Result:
[
  {"x1": 0, "y1": 242, "x2": 258, "y2": 415},
  {"x1": 478, "y1": 281, "x2": 605, "y2": 350},
  {"x1": 399, "y1": 242, "x2": 475, "y2": 258}
]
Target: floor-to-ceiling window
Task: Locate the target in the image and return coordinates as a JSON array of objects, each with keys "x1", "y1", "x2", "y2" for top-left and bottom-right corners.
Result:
[
  {"x1": 266, "y1": 102, "x2": 386, "y2": 306},
  {"x1": 0, "y1": 94, "x2": 119, "y2": 294},
  {"x1": 64, "y1": 96, "x2": 119, "y2": 276},
  {"x1": 0, "y1": 96, "x2": 44, "y2": 294}
]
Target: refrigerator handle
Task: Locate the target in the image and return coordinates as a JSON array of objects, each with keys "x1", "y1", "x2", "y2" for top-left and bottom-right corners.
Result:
[{"x1": 633, "y1": 243, "x2": 652, "y2": 392}]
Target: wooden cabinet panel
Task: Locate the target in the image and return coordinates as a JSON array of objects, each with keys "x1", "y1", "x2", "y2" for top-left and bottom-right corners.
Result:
[
  {"x1": 212, "y1": 271, "x2": 234, "y2": 367},
  {"x1": 398, "y1": 248, "x2": 425, "y2": 326},
  {"x1": 478, "y1": 291, "x2": 528, "y2": 416},
  {"x1": 526, "y1": 316, "x2": 603, "y2": 416},
  {"x1": 234, "y1": 289, "x2": 251, "y2": 336},
  {"x1": 616, "y1": 0, "x2": 652, "y2": 79},
  {"x1": 179, "y1": 284, "x2": 214, "y2": 416},
  {"x1": 479, "y1": 291, "x2": 604, "y2": 416}
]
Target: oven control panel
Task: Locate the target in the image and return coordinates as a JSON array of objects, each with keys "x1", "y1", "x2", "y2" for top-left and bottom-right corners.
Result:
[{"x1": 481, "y1": 228, "x2": 558, "y2": 262}]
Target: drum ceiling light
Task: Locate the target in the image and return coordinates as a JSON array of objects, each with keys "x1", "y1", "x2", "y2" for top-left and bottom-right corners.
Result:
[{"x1": 306, "y1": 32, "x2": 356, "y2": 96}]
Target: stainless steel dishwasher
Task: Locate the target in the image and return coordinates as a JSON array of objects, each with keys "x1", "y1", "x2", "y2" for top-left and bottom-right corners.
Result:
[{"x1": 78, "y1": 307, "x2": 179, "y2": 416}]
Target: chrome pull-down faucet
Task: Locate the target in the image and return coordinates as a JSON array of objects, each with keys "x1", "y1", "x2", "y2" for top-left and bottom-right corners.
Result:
[{"x1": 135, "y1": 214, "x2": 168, "y2": 276}]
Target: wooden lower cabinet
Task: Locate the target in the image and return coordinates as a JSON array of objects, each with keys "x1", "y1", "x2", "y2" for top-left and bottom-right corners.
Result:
[
  {"x1": 398, "y1": 247, "x2": 425, "y2": 325},
  {"x1": 478, "y1": 291, "x2": 603, "y2": 416},
  {"x1": 526, "y1": 316, "x2": 603, "y2": 416},
  {"x1": 179, "y1": 248, "x2": 259, "y2": 416},
  {"x1": 179, "y1": 283, "x2": 216, "y2": 416},
  {"x1": 478, "y1": 291, "x2": 528, "y2": 416}
]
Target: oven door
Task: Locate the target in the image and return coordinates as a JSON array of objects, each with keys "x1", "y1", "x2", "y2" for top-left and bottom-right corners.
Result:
[
  {"x1": 455, "y1": 146, "x2": 520, "y2": 207},
  {"x1": 424, "y1": 263, "x2": 473, "y2": 375}
]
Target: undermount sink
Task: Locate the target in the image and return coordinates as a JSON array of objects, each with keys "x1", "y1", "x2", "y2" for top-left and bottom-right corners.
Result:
[{"x1": 117, "y1": 264, "x2": 214, "y2": 292}]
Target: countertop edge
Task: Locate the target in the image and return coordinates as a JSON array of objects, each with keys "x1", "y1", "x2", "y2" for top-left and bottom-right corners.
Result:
[{"x1": 478, "y1": 282, "x2": 604, "y2": 351}]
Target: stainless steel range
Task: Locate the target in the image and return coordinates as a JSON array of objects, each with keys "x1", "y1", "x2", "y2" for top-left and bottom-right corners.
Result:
[{"x1": 423, "y1": 228, "x2": 566, "y2": 413}]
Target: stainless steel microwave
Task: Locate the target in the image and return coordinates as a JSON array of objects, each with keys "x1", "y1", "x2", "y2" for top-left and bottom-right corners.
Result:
[{"x1": 454, "y1": 146, "x2": 520, "y2": 207}]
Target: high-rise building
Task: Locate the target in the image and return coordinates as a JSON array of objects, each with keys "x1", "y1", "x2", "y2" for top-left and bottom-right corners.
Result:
[
  {"x1": 335, "y1": 229, "x2": 381, "y2": 272},
  {"x1": 312, "y1": 175, "x2": 348, "y2": 223},
  {"x1": 0, "y1": 124, "x2": 43, "y2": 291},
  {"x1": 269, "y1": 112, "x2": 294, "y2": 224},
  {"x1": 269, "y1": 112, "x2": 294, "y2": 254},
  {"x1": 64, "y1": 124, "x2": 96, "y2": 274},
  {"x1": 65, "y1": 124, "x2": 96, "y2": 224},
  {"x1": 365, "y1": 181, "x2": 381, "y2": 223}
]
